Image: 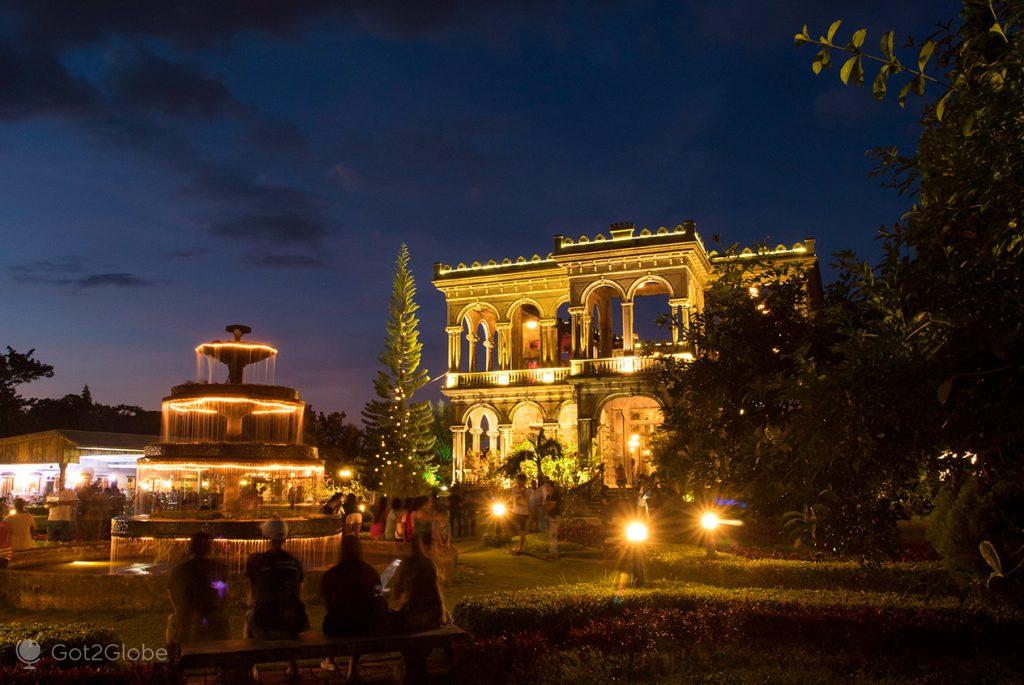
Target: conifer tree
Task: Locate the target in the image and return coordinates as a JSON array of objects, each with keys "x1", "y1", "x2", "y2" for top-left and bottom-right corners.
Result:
[{"x1": 361, "y1": 243, "x2": 437, "y2": 495}]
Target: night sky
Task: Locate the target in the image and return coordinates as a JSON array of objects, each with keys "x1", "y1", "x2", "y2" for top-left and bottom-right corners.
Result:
[{"x1": 0, "y1": 1, "x2": 957, "y2": 418}]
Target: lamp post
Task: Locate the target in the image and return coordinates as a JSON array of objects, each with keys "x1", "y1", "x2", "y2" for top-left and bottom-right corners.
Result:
[
  {"x1": 491, "y1": 501, "x2": 507, "y2": 538},
  {"x1": 701, "y1": 511, "x2": 720, "y2": 559},
  {"x1": 625, "y1": 520, "x2": 648, "y2": 586}
]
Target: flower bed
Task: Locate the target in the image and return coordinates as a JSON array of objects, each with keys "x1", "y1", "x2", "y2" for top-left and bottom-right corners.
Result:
[{"x1": 644, "y1": 544, "x2": 955, "y2": 594}]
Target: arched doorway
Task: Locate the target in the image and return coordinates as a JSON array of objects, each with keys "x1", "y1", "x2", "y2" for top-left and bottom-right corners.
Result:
[
  {"x1": 556, "y1": 402, "x2": 578, "y2": 451},
  {"x1": 597, "y1": 395, "x2": 663, "y2": 487},
  {"x1": 583, "y1": 283, "x2": 624, "y2": 359},
  {"x1": 509, "y1": 402, "x2": 545, "y2": 448}
]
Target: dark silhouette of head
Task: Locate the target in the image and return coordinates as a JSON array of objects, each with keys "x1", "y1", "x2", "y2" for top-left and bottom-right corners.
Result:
[
  {"x1": 339, "y1": 534, "x2": 363, "y2": 563},
  {"x1": 189, "y1": 532, "x2": 214, "y2": 559}
]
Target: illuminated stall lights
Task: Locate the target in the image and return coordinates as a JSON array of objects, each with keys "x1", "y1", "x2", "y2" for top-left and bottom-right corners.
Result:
[{"x1": 166, "y1": 397, "x2": 301, "y2": 413}]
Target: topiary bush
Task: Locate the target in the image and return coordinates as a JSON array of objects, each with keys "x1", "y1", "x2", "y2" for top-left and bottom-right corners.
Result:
[
  {"x1": 645, "y1": 544, "x2": 954, "y2": 595},
  {"x1": 557, "y1": 518, "x2": 605, "y2": 548}
]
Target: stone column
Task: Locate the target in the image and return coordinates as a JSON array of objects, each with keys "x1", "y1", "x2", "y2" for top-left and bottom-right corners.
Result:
[
  {"x1": 568, "y1": 307, "x2": 584, "y2": 358},
  {"x1": 539, "y1": 318, "x2": 557, "y2": 366},
  {"x1": 469, "y1": 427, "x2": 482, "y2": 454},
  {"x1": 483, "y1": 337, "x2": 495, "y2": 372},
  {"x1": 577, "y1": 418, "x2": 594, "y2": 468},
  {"x1": 499, "y1": 424, "x2": 513, "y2": 457},
  {"x1": 466, "y1": 332, "x2": 479, "y2": 372},
  {"x1": 581, "y1": 311, "x2": 593, "y2": 358},
  {"x1": 621, "y1": 301, "x2": 635, "y2": 354},
  {"x1": 451, "y1": 426, "x2": 467, "y2": 483},
  {"x1": 486, "y1": 430, "x2": 500, "y2": 467},
  {"x1": 669, "y1": 298, "x2": 691, "y2": 346},
  {"x1": 597, "y1": 295, "x2": 612, "y2": 357},
  {"x1": 496, "y1": 322, "x2": 512, "y2": 370},
  {"x1": 446, "y1": 325, "x2": 463, "y2": 372}
]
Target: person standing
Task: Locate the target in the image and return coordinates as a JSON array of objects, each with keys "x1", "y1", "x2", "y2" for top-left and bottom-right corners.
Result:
[
  {"x1": 166, "y1": 533, "x2": 230, "y2": 650},
  {"x1": 543, "y1": 482, "x2": 563, "y2": 560},
  {"x1": 447, "y1": 488, "x2": 463, "y2": 539},
  {"x1": 243, "y1": 518, "x2": 309, "y2": 640},
  {"x1": 3, "y1": 498, "x2": 36, "y2": 552},
  {"x1": 0, "y1": 519, "x2": 12, "y2": 569},
  {"x1": 369, "y1": 496, "x2": 388, "y2": 540},
  {"x1": 385, "y1": 499, "x2": 403, "y2": 541},
  {"x1": 342, "y1": 494, "x2": 362, "y2": 536},
  {"x1": 614, "y1": 463, "x2": 627, "y2": 489},
  {"x1": 46, "y1": 488, "x2": 76, "y2": 542},
  {"x1": 510, "y1": 474, "x2": 530, "y2": 555}
]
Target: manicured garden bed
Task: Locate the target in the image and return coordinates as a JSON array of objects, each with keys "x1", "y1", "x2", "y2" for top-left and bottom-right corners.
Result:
[
  {"x1": 453, "y1": 580, "x2": 1018, "y2": 645},
  {"x1": 644, "y1": 543, "x2": 955, "y2": 595}
]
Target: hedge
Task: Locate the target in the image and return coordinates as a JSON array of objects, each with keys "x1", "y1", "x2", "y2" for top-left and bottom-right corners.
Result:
[
  {"x1": 0, "y1": 622, "x2": 119, "y2": 666},
  {"x1": 0, "y1": 663, "x2": 177, "y2": 684},
  {"x1": 452, "y1": 581, "x2": 1020, "y2": 651},
  {"x1": 645, "y1": 544, "x2": 956, "y2": 595}
]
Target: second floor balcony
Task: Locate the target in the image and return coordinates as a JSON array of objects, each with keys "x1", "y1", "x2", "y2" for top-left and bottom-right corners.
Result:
[{"x1": 444, "y1": 345, "x2": 692, "y2": 391}]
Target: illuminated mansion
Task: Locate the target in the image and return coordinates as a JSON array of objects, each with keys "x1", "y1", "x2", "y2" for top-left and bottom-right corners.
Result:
[{"x1": 433, "y1": 221, "x2": 819, "y2": 486}]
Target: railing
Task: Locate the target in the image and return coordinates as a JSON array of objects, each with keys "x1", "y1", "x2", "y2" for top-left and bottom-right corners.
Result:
[
  {"x1": 446, "y1": 366, "x2": 571, "y2": 389},
  {"x1": 570, "y1": 353, "x2": 684, "y2": 376},
  {"x1": 446, "y1": 351, "x2": 693, "y2": 389}
]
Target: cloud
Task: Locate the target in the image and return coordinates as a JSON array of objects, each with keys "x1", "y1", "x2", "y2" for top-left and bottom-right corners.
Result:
[
  {"x1": 246, "y1": 252, "x2": 327, "y2": 268},
  {"x1": 0, "y1": 46, "x2": 96, "y2": 120},
  {"x1": 165, "y1": 248, "x2": 207, "y2": 259},
  {"x1": 107, "y1": 48, "x2": 246, "y2": 117},
  {"x1": 9, "y1": 260, "x2": 155, "y2": 288},
  {"x1": 208, "y1": 212, "x2": 328, "y2": 245}
]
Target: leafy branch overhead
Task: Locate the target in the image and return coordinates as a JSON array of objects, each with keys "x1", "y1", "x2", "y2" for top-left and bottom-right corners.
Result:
[{"x1": 795, "y1": 3, "x2": 1015, "y2": 124}]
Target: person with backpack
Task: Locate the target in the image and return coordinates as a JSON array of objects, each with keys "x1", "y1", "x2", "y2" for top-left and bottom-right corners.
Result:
[{"x1": 243, "y1": 517, "x2": 309, "y2": 640}]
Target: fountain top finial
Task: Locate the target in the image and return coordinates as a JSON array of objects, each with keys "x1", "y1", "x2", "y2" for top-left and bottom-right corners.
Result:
[{"x1": 226, "y1": 324, "x2": 252, "y2": 341}]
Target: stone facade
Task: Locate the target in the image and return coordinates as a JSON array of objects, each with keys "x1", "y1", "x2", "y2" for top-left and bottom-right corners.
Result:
[{"x1": 433, "y1": 221, "x2": 819, "y2": 485}]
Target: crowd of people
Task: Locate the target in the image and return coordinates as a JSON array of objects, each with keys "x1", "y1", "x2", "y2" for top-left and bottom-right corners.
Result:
[{"x1": 165, "y1": 518, "x2": 448, "y2": 677}]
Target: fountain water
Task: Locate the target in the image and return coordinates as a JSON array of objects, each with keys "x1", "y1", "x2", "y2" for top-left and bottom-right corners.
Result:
[{"x1": 111, "y1": 325, "x2": 339, "y2": 573}]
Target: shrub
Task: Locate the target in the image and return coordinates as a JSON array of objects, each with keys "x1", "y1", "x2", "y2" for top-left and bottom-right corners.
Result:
[
  {"x1": 0, "y1": 623, "x2": 118, "y2": 667},
  {"x1": 0, "y1": 662, "x2": 177, "y2": 684},
  {"x1": 644, "y1": 544, "x2": 955, "y2": 595},
  {"x1": 452, "y1": 580, "x2": 1019, "y2": 652},
  {"x1": 557, "y1": 518, "x2": 604, "y2": 549}
]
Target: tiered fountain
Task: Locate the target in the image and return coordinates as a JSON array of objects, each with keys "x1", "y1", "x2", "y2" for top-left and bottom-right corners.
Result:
[{"x1": 110, "y1": 325, "x2": 342, "y2": 574}]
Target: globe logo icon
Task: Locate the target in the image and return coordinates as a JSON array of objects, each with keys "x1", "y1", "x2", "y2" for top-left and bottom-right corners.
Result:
[{"x1": 16, "y1": 639, "x2": 42, "y2": 668}]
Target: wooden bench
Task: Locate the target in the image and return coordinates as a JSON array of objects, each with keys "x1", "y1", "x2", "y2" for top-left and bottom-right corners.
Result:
[{"x1": 179, "y1": 624, "x2": 470, "y2": 684}]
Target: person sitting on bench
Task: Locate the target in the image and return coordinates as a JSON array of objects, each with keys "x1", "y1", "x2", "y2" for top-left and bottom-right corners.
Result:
[
  {"x1": 319, "y1": 535, "x2": 388, "y2": 674},
  {"x1": 389, "y1": 536, "x2": 448, "y2": 631},
  {"x1": 166, "y1": 532, "x2": 230, "y2": 651},
  {"x1": 244, "y1": 517, "x2": 309, "y2": 640}
]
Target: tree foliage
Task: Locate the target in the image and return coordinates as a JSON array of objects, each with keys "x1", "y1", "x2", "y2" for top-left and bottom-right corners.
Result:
[{"x1": 361, "y1": 243, "x2": 436, "y2": 496}]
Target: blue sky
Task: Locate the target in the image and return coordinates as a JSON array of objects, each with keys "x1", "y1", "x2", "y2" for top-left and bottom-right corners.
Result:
[{"x1": 0, "y1": 1, "x2": 959, "y2": 417}]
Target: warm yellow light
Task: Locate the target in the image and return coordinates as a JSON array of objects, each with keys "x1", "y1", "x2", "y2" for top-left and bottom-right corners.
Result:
[
  {"x1": 541, "y1": 370, "x2": 555, "y2": 383},
  {"x1": 496, "y1": 372, "x2": 510, "y2": 385},
  {"x1": 338, "y1": 468, "x2": 353, "y2": 479},
  {"x1": 238, "y1": 479, "x2": 250, "y2": 486},
  {"x1": 621, "y1": 357, "x2": 635, "y2": 373},
  {"x1": 625, "y1": 521, "x2": 648, "y2": 542},
  {"x1": 748, "y1": 286, "x2": 760, "y2": 298},
  {"x1": 525, "y1": 319, "x2": 539, "y2": 330},
  {"x1": 491, "y1": 502, "x2": 507, "y2": 517},
  {"x1": 628, "y1": 433, "x2": 641, "y2": 449},
  {"x1": 701, "y1": 512, "x2": 720, "y2": 530},
  {"x1": 161, "y1": 480, "x2": 173, "y2": 489},
  {"x1": 167, "y1": 396, "x2": 300, "y2": 414},
  {"x1": 358, "y1": 503, "x2": 366, "y2": 512},
  {"x1": 8, "y1": 509, "x2": 15, "y2": 516},
  {"x1": 201, "y1": 480, "x2": 210, "y2": 488},
  {"x1": 446, "y1": 374, "x2": 458, "y2": 388},
  {"x1": 195, "y1": 342, "x2": 277, "y2": 355}
]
